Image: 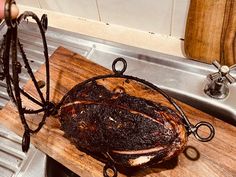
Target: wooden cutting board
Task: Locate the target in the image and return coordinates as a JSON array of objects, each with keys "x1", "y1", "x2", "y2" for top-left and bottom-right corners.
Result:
[
  {"x1": 184, "y1": 0, "x2": 236, "y2": 65},
  {"x1": 0, "y1": 47, "x2": 235, "y2": 177}
]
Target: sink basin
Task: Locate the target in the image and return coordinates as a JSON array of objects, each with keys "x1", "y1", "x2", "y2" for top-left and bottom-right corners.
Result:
[
  {"x1": 46, "y1": 156, "x2": 79, "y2": 177},
  {"x1": 0, "y1": 21, "x2": 235, "y2": 177}
]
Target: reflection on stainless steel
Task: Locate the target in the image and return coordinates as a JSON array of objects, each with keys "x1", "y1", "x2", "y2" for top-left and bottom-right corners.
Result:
[
  {"x1": 0, "y1": 21, "x2": 235, "y2": 177},
  {"x1": 0, "y1": 124, "x2": 46, "y2": 177}
]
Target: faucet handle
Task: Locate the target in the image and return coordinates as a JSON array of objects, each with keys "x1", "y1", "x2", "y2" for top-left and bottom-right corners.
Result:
[
  {"x1": 210, "y1": 60, "x2": 236, "y2": 84},
  {"x1": 225, "y1": 73, "x2": 236, "y2": 84},
  {"x1": 212, "y1": 60, "x2": 221, "y2": 69},
  {"x1": 205, "y1": 61, "x2": 235, "y2": 99}
]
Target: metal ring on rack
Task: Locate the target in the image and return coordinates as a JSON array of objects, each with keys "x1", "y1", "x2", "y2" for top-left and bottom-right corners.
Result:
[
  {"x1": 112, "y1": 57, "x2": 127, "y2": 75},
  {"x1": 191, "y1": 121, "x2": 215, "y2": 142},
  {"x1": 103, "y1": 162, "x2": 117, "y2": 177}
]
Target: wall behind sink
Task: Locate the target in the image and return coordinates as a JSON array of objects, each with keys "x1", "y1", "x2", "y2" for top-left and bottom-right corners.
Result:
[{"x1": 18, "y1": 0, "x2": 189, "y2": 39}]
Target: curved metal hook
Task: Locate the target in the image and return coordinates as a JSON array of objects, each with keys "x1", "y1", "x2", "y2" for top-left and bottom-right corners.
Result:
[{"x1": 40, "y1": 14, "x2": 48, "y2": 33}]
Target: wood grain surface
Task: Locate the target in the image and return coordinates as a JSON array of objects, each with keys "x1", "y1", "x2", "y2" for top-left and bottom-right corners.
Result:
[
  {"x1": 0, "y1": 47, "x2": 235, "y2": 177},
  {"x1": 184, "y1": 0, "x2": 236, "y2": 65},
  {"x1": 221, "y1": 0, "x2": 236, "y2": 65}
]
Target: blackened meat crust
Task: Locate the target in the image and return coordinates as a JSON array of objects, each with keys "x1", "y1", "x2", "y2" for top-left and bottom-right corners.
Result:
[{"x1": 59, "y1": 81, "x2": 187, "y2": 166}]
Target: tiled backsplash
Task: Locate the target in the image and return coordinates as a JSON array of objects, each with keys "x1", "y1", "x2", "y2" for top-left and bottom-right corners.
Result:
[
  {"x1": 38, "y1": 0, "x2": 100, "y2": 21},
  {"x1": 97, "y1": 0, "x2": 173, "y2": 35},
  {"x1": 19, "y1": 0, "x2": 190, "y2": 38}
]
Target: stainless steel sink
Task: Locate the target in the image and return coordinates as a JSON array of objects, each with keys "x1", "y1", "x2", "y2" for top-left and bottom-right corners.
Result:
[
  {"x1": 0, "y1": 21, "x2": 235, "y2": 177},
  {"x1": 46, "y1": 156, "x2": 79, "y2": 177},
  {"x1": 0, "y1": 124, "x2": 46, "y2": 177}
]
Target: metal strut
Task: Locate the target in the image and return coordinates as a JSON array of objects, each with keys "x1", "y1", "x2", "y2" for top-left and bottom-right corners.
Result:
[{"x1": 0, "y1": 0, "x2": 55, "y2": 152}]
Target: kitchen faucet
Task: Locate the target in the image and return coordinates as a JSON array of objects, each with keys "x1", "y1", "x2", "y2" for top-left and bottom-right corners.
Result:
[{"x1": 204, "y1": 60, "x2": 236, "y2": 99}]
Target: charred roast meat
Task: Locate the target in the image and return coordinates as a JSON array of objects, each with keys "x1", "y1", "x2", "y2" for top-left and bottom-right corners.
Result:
[{"x1": 58, "y1": 81, "x2": 187, "y2": 167}]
